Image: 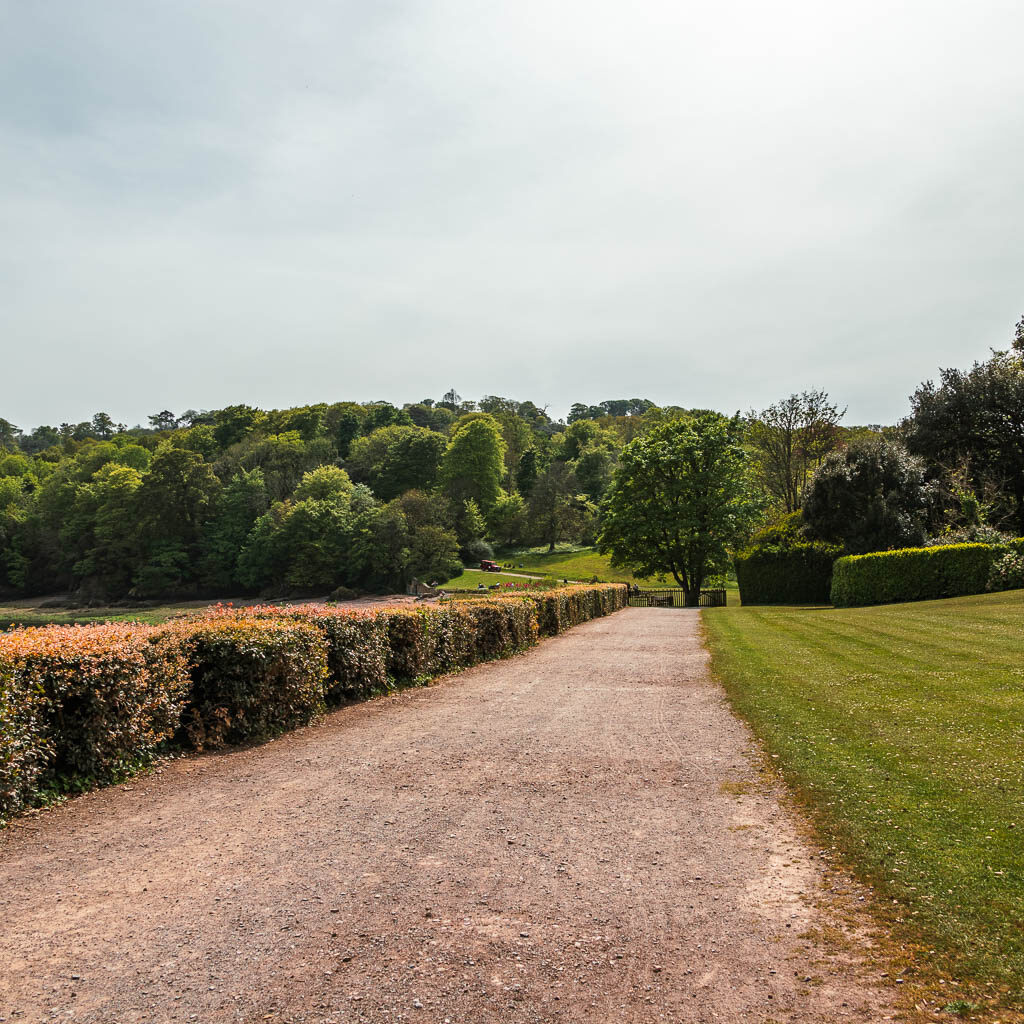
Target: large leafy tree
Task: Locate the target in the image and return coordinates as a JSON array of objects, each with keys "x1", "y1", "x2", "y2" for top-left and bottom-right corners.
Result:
[
  {"x1": 346, "y1": 425, "x2": 447, "y2": 500},
  {"x1": 598, "y1": 413, "x2": 760, "y2": 605},
  {"x1": 528, "y1": 461, "x2": 590, "y2": 552},
  {"x1": 439, "y1": 415, "x2": 506, "y2": 511},
  {"x1": 746, "y1": 389, "x2": 844, "y2": 514},
  {"x1": 802, "y1": 437, "x2": 937, "y2": 553},
  {"x1": 905, "y1": 349, "x2": 1024, "y2": 533}
]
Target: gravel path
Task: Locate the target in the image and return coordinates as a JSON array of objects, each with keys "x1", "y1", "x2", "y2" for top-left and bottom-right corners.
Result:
[{"x1": 0, "y1": 608, "x2": 899, "y2": 1023}]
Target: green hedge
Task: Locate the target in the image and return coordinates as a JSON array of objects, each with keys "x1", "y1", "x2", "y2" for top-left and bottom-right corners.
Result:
[
  {"x1": 734, "y1": 543, "x2": 842, "y2": 605},
  {"x1": 830, "y1": 542, "x2": 1018, "y2": 607}
]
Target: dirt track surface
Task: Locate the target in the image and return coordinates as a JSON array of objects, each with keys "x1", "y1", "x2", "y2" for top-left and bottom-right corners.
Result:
[{"x1": 0, "y1": 609, "x2": 899, "y2": 1024}]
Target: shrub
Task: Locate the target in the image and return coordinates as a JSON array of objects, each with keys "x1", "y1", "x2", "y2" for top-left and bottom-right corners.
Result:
[
  {"x1": 463, "y1": 599, "x2": 538, "y2": 660},
  {"x1": 0, "y1": 658, "x2": 52, "y2": 822},
  {"x1": 377, "y1": 608, "x2": 437, "y2": 682},
  {"x1": 166, "y1": 619, "x2": 328, "y2": 749},
  {"x1": 988, "y1": 550, "x2": 1024, "y2": 592},
  {"x1": 831, "y1": 543, "x2": 1006, "y2": 607},
  {"x1": 734, "y1": 543, "x2": 841, "y2": 605},
  {"x1": 214, "y1": 604, "x2": 390, "y2": 704},
  {"x1": 462, "y1": 538, "x2": 494, "y2": 564},
  {"x1": 0, "y1": 624, "x2": 190, "y2": 780}
]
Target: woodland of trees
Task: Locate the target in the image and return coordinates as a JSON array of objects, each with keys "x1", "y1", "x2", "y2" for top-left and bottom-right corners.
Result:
[{"x1": 2, "y1": 316, "x2": 1022, "y2": 602}]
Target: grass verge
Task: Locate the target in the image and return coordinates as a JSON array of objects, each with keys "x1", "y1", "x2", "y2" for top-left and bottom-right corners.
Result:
[{"x1": 702, "y1": 589, "x2": 1024, "y2": 1017}]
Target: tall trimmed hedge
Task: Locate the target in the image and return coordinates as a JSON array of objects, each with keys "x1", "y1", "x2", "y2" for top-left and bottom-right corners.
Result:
[
  {"x1": 166, "y1": 619, "x2": 329, "y2": 750},
  {"x1": 734, "y1": 543, "x2": 842, "y2": 605},
  {"x1": 830, "y1": 541, "x2": 1024, "y2": 607},
  {"x1": 0, "y1": 583, "x2": 627, "y2": 823}
]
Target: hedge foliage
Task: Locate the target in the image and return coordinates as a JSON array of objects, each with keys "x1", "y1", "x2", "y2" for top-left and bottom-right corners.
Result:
[
  {"x1": 0, "y1": 656, "x2": 52, "y2": 822},
  {"x1": 734, "y1": 543, "x2": 842, "y2": 605},
  {"x1": 0, "y1": 583, "x2": 627, "y2": 823},
  {"x1": 831, "y1": 539, "x2": 1024, "y2": 607},
  {"x1": 165, "y1": 619, "x2": 329, "y2": 750}
]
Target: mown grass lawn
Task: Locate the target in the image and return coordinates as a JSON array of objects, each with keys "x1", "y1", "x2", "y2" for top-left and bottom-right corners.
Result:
[{"x1": 703, "y1": 589, "x2": 1024, "y2": 1013}]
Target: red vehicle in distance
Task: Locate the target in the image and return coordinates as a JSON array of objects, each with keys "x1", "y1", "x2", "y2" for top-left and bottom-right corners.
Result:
[{"x1": 480, "y1": 559, "x2": 502, "y2": 572}]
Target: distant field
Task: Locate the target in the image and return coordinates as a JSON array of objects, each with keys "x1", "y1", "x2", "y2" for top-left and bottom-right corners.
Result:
[
  {"x1": 703, "y1": 589, "x2": 1024, "y2": 1014},
  {"x1": 505, "y1": 546, "x2": 672, "y2": 585},
  {"x1": 438, "y1": 569, "x2": 547, "y2": 591},
  {"x1": 0, "y1": 600, "x2": 217, "y2": 630}
]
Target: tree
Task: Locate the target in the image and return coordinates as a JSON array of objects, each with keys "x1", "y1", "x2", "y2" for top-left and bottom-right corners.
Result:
[
  {"x1": 487, "y1": 490, "x2": 527, "y2": 547},
  {"x1": 406, "y1": 524, "x2": 461, "y2": 583},
  {"x1": 746, "y1": 389, "x2": 844, "y2": 513},
  {"x1": 213, "y1": 404, "x2": 265, "y2": 449},
  {"x1": 347, "y1": 425, "x2": 447, "y2": 500},
  {"x1": 0, "y1": 419, "x2": 21, "y2": 452},
  {"x1": 802, "y1": 437, "x2": 937, "y2": 553},
  {"x1": 439, "y1": 415, "x2": 506, "y2": 511},
  {"x1": 516, "y1": 449, "x2": 539, "y2": 496},
  {"x1": 598, "y1": 413, "x2": 760, "y2": 605},
  {"x1": 905, "y1": 349, "x2": 1024, "y2": 533},
  {"x1": 147, "y1": 410, "x2": 179, "y2": 432},
  {"x1": 134, "y1": 446, "x2": 220, "y2": 593},
  {"x1": 199, "y1": 468, "x2": 270, "y2": 590},
  {"x1": 528, "y1": 461, "x2": 589, "y2": 552},
  {"x1": 91, "y1": 412, "x2": 125, "y2": 440}
]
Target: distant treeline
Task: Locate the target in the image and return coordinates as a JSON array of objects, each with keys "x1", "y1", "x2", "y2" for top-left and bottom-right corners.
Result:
[
  {"x1": 3, "y1": 314, "x2": 1023, "y2": 605},
  {"x1": 0, "y1": 392, "x2": 699, "y2": 601}
]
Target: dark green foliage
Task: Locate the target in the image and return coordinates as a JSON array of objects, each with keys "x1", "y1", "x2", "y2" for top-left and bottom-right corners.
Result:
[
  {"x1": 733, "y1": 512, "x2": 840, "y2": 604},
  {"x1": 830, "y1": 543, "x2": 1012, "y2": 607},
  {"x1": 347, "y1": 425, "x2": 447, "y2": 500},
  {"x1": 802, "y1": 437, "x2": 936, "y2": 553},
  {"x1": 734, "y1": 543, "x2": 841, "y2": 604},
  {"x1": 906, "y1": 351, "x2": 1024, "y2": 533}
]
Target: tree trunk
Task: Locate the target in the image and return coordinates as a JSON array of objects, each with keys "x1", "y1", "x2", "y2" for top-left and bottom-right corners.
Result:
[{"x1": 683, "y1": 588, "x2": 700, "y2": 607}]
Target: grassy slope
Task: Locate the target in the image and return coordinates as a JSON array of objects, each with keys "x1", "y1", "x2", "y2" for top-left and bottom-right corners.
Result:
[
  {"x1": 508, "y1": 546, "x2": 674, "y2": 585},
  {"x1": 703, "y1": 590, "x2": 1024, "y2": 1012},
  {"x1": 439, "y1": 569, "x2": 547, "y2": 590}
]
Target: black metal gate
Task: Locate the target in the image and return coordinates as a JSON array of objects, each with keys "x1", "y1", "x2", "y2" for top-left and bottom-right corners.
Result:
[{"x1": 627, "y1": 588, "x2": 726, "y2": 608}]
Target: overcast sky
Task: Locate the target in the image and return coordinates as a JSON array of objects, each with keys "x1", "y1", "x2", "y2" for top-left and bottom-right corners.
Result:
[{"x1": 2, "y1": 0, "x2": 1022, "y2": 429}]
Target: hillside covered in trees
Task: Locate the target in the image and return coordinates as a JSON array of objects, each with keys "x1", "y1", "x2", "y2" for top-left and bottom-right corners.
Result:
[
  {"x1": 0, "y1": 393, "x2": 700, "y2": 601},
  {"x1": 3, "y1": 318, "x2": 1023, "y2": 605}
]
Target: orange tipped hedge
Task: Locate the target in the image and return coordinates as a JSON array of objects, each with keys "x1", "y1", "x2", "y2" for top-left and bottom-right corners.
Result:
[
  {"x1": 0, "y1": 623, "x2": 190, "y2": 821},
  {"x1": 0, "y1": 583, "x2": 627, "y2": 822},
  {"x1": 163, "y1": 618, "x2": 329, "y2": 750}
]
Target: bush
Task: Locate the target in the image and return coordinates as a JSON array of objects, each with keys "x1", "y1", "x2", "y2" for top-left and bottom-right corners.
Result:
[
  {"x1": 734, "y1": 543, "x2": 841, "y2": 605},
  {"x1": 0, "y1": 658, "x2": 52, "y2": 822},
  {"x1": 831, "y1": 543, "x2": 1006, "y2": 607},
  {"x1": 166, "y1": 619, "x2": 328, "y2": 749},
  {"x1": 207, "y1": 604, "x2": 390, "y2": 704},
  {"x1": 462, "y1": 538, "x2": 494, "y2": 564},
  {"x1": 463, "y1": 599, "x2": 538, "y2": 660},
  {"x1": 988, "y1": 550, "x2": 1024, "y2": 592},
  {"x1": 0, "y1": 624, "x2": 190, "y2": 780}
]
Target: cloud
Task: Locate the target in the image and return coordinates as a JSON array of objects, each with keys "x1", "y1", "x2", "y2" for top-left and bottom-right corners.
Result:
[{"x1": 2, "y1": 0, "x2": 1021, "y2": 428}]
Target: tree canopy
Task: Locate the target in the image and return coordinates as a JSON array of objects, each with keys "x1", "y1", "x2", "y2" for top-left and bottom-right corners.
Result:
[{"x1": 598, "y1": 413, "x2": 760, "y2": 604}]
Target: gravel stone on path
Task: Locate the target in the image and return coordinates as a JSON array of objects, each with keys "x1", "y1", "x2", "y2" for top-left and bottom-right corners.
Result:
[{"x1": 0, "y1": 608, "x2": 900, "y2": 1022}]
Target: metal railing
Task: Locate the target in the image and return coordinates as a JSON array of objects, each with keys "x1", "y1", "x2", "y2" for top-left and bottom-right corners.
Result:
[{"x1": 627, "y1": 588, "x2": 726, "y2": 608}]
